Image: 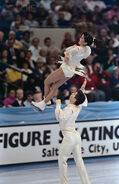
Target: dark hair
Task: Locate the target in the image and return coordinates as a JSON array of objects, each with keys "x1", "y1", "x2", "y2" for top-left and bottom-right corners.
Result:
[
  {"x1": 44, "y1": 37, "x2": 51, "y2": 43},
  {"x1": 82, "y1": 32, "x2": 104, "y2": 49},
  {"x1": 74, "y1": 90, "x2": 86, "y2": 106},
  {"x1": 83, "y1": 32, "x2": 93, "y2": 46},
  {"x1": 11, "y1": 59, "x2": 18, "y2": 65},
  {"x1": 25, "y1": 90, "x2": 33, "y2": 96},
  {"x1": 23, "y1": 31, "x2": 30, "y2": 37},
  {"x1": 93, "y1": 38, "x2": 105, "y2": 50}
]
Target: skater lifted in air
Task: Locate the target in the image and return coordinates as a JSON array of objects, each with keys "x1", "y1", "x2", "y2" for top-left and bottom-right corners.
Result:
[{"x1": 32, "y1": 32, "x2": 96, "y2": 111}]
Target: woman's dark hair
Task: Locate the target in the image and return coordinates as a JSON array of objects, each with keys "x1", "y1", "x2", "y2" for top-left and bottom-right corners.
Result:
[
  {"x1": 74, "y1": 90, "x2": 86, "y2": 106},
  {"x1": 82, "y1": 32, "x2": 105, "y2": 49},
  {"x1": 83, "y1": 32, "x2": 93, "y2": 46}
]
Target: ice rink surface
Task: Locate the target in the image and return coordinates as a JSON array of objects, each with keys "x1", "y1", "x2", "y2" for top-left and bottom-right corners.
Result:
[{"x1": 0, "y1": 157, "x2": 119, "y2": 184}]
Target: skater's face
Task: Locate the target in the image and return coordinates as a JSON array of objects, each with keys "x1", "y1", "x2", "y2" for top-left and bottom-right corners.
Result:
[
  {"x1": 69, "y1": 92, "x2": 77, "y2": 104},
  {"x1": 79, "y1": 34, "x2": 87, "y2": 46}
]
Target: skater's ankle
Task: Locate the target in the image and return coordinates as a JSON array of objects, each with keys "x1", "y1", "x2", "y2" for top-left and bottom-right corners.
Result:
[{"x1": 44, "y1": 99, "x2": 49, "y2": 104}]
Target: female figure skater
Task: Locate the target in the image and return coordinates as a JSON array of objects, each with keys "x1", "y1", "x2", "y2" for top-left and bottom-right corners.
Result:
[
  {"x1": 32, "y1": 32, "x2": 93, "y2": 111},
  {"x1": 55, "y1": 79, "x2": 91, "y2": 184}
]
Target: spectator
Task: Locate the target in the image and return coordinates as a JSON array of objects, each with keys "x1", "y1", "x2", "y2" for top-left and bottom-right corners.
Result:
[
  {"x1": 80, "y1": 3, "x2": 89, "y2": 14},
  {"x1": 29, "y1": 37, "x2": 41, "y2": 62},
  {"x1": 43, "y1": 37, "x2": 56, "y2": 54},
  {"x1": 39, "y1": 49, "x2": 47, "y2": 63},
  {"x1": 103, "y1": 48, "x2": 118, "y2": 71},
  {"x1": 67, "y1": 0, "x2": 84, "y2": 9},
  {"x1": 1, "y1": 4, "x2": 14, "y2": 23},
  {"x1": 61, "y1": 4, "x2": 72, "y2": 22},
  {"x1": 17, "y1": 49, "x2": 27, "y2": 68},
  {"x1": 3, "y1": 89, "x2": 16, "y2": 107},
  {"x1": 60, "y1": 84, "x2": 78, "y2": 104},
  {"x1": 33, "y1": 58, "x2": 46, "y2": 92},
  {"x1": 26, "y1": 50, "x2": 35, "y2": 69},
  {"x1": 40, "y1": 0, "x2": 52, "y2": 11},
  {"x1": 103, "y1": 0, "x2": 115, "y2": 6},
  {"x1": 33, "y1": 91, "x2": 42, "y2": 102},
  {"x1": 10, "y1": 14, "x2": 22, "y2": 30},
  {"x1": 109, "y1": 15, "x2": 119, "y2": 34},
  {"x1": 107, "y1": 5, "x2": 119, "y2": 20},
  {"x1": 14, "y1": 4, "x2": 23, "y2": 14},
  {"x1": 83, "y1": 0, "x2": 96, "y2": 12},
  {"x1": 0, "y1": 49, "x2": 9, "y2": 96},
  {"x1": 24, "y1": 74, "x2": 42, "y2": 93},
  {"x1": 23, "y1": 90, "x2": 33, "y2": 107},
  {"x1": 7, "y1": 38, "x2": 19, "y2": 60},
  {"x1": 24, "y1": 13, "x2": 39, "y2": 27},
  {"x1": 6, "y1": 31, "x2": 23, "y2": 50},
  {"x1": 44, "y1": 12, "x2": 57, "y2": 27},
  {"x1": 57, "y1": 11, "x2": 71, "y2": 27},
  {"x1": 91, "y1": 14, "x2": 101, "y2": 26},
  {"x1": 0, "y1": 49, "x2": 10, "y2": 73},
  {"x1": 110, "y1": 67, "x2": 119, "y2": 100},
  {"x1": 51, "y1": 88, "x2": 59, "y2": 104},
  {"x1": 70, "y1": 85, "x2": 78, "y2": 94},
  {"x1": 61, "y1": 32, "x2": 74, "y2": 50},
  {"x1": 94, "y1": 0, "x2": 106, "y2": 11},
  {"x1": 36, "y1": 5, "x2": 49, "y2": 26},
  {"x1": 16, "y1": 0, "x2": 30, "y2": 8},
  {"x1": 21, "y1": 31, "x2": 31, "y2": 50},
  {"x1": 34, "y1": 58, "x2": 45, "y2": 75},
  {"x1": 98, "y1": 28, "x2": 109, "y2": 45},
  {"x1": 46, "y1": 55, "x2": 57, "y2": 72},
  {"x1": 109, "y1": 31, "x2": 119, "y2": 49},
  {"x1": 0, "y1": 31, "x2": 7, "y2": 52},
  {"x1": 49, "y1": 1, "x2": 59, "y2": 24},
  {"x1": 86, "y1": 56, "x2": 95, "y2": 74},
  {"x1": 21, "y1": 61, "x2": 32, "y2": 82},
  {"x1": 11, "y1": 20, "x2": 23, "y2": 40},
  {"x1": 94, "y1": 62, "x2": 112, "y2": 101},
  {"x1": 12, "y1": 88, "x2": 24, "y2": 106},
  {"x1": 25, "y1": 4, "x2": 35, "y2": 14},
  {"x1": 6, "y1": 59, "x2": 22, "y2": 85},
  {"x1": 69, "y1": 74, "x2": 105, "y2": 102}
]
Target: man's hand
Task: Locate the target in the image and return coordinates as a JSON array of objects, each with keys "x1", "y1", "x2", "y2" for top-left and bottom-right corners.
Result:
[{"x1": 56, "y1": 99, "x2": 61, "y2": 105}]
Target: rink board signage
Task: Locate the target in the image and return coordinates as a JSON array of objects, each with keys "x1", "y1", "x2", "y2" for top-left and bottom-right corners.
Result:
[{"x1": 0, "y1": 119, "x2": 119, "y2": 165}]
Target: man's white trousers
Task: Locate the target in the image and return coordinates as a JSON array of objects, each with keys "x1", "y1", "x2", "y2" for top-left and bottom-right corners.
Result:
[{"x1": 58, "y1": 131, "x2": 91, "y2": 184}]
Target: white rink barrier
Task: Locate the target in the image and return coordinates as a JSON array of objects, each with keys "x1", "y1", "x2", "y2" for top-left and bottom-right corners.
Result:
[{"x1": 0, "y1": 119, "x2": 119, "y2": 165}]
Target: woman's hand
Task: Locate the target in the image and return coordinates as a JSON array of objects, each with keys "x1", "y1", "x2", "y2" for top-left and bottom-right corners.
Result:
[
  {"x1": 56, "y1": 99, "x2": 61, "y2": 105},
  {"x1": 81, "y1": 78, "x2": 87, "y2": 91}
]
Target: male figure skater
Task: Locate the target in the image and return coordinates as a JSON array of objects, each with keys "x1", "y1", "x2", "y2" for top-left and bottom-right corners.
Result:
[{"x1": 55, "y1": 79, "x2": 91, "y2": 184}]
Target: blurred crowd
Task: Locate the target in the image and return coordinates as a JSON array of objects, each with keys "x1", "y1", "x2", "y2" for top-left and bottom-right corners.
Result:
[{"x1": 0, "y1": 0, "x2": 119, "y2": 107}]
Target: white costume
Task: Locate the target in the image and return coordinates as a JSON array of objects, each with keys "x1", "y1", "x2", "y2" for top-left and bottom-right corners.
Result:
[
  {"x1": 55, "y1": 97, "x2": 91, "y2": 184},
  {"x1": 60, "y1": 45, "x2": 91, "y2": 78}
]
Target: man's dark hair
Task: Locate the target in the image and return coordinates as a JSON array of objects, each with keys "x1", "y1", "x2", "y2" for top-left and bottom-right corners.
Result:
[{"x1": 74, "y1": 90, "x2": 85, "y2": 106}]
